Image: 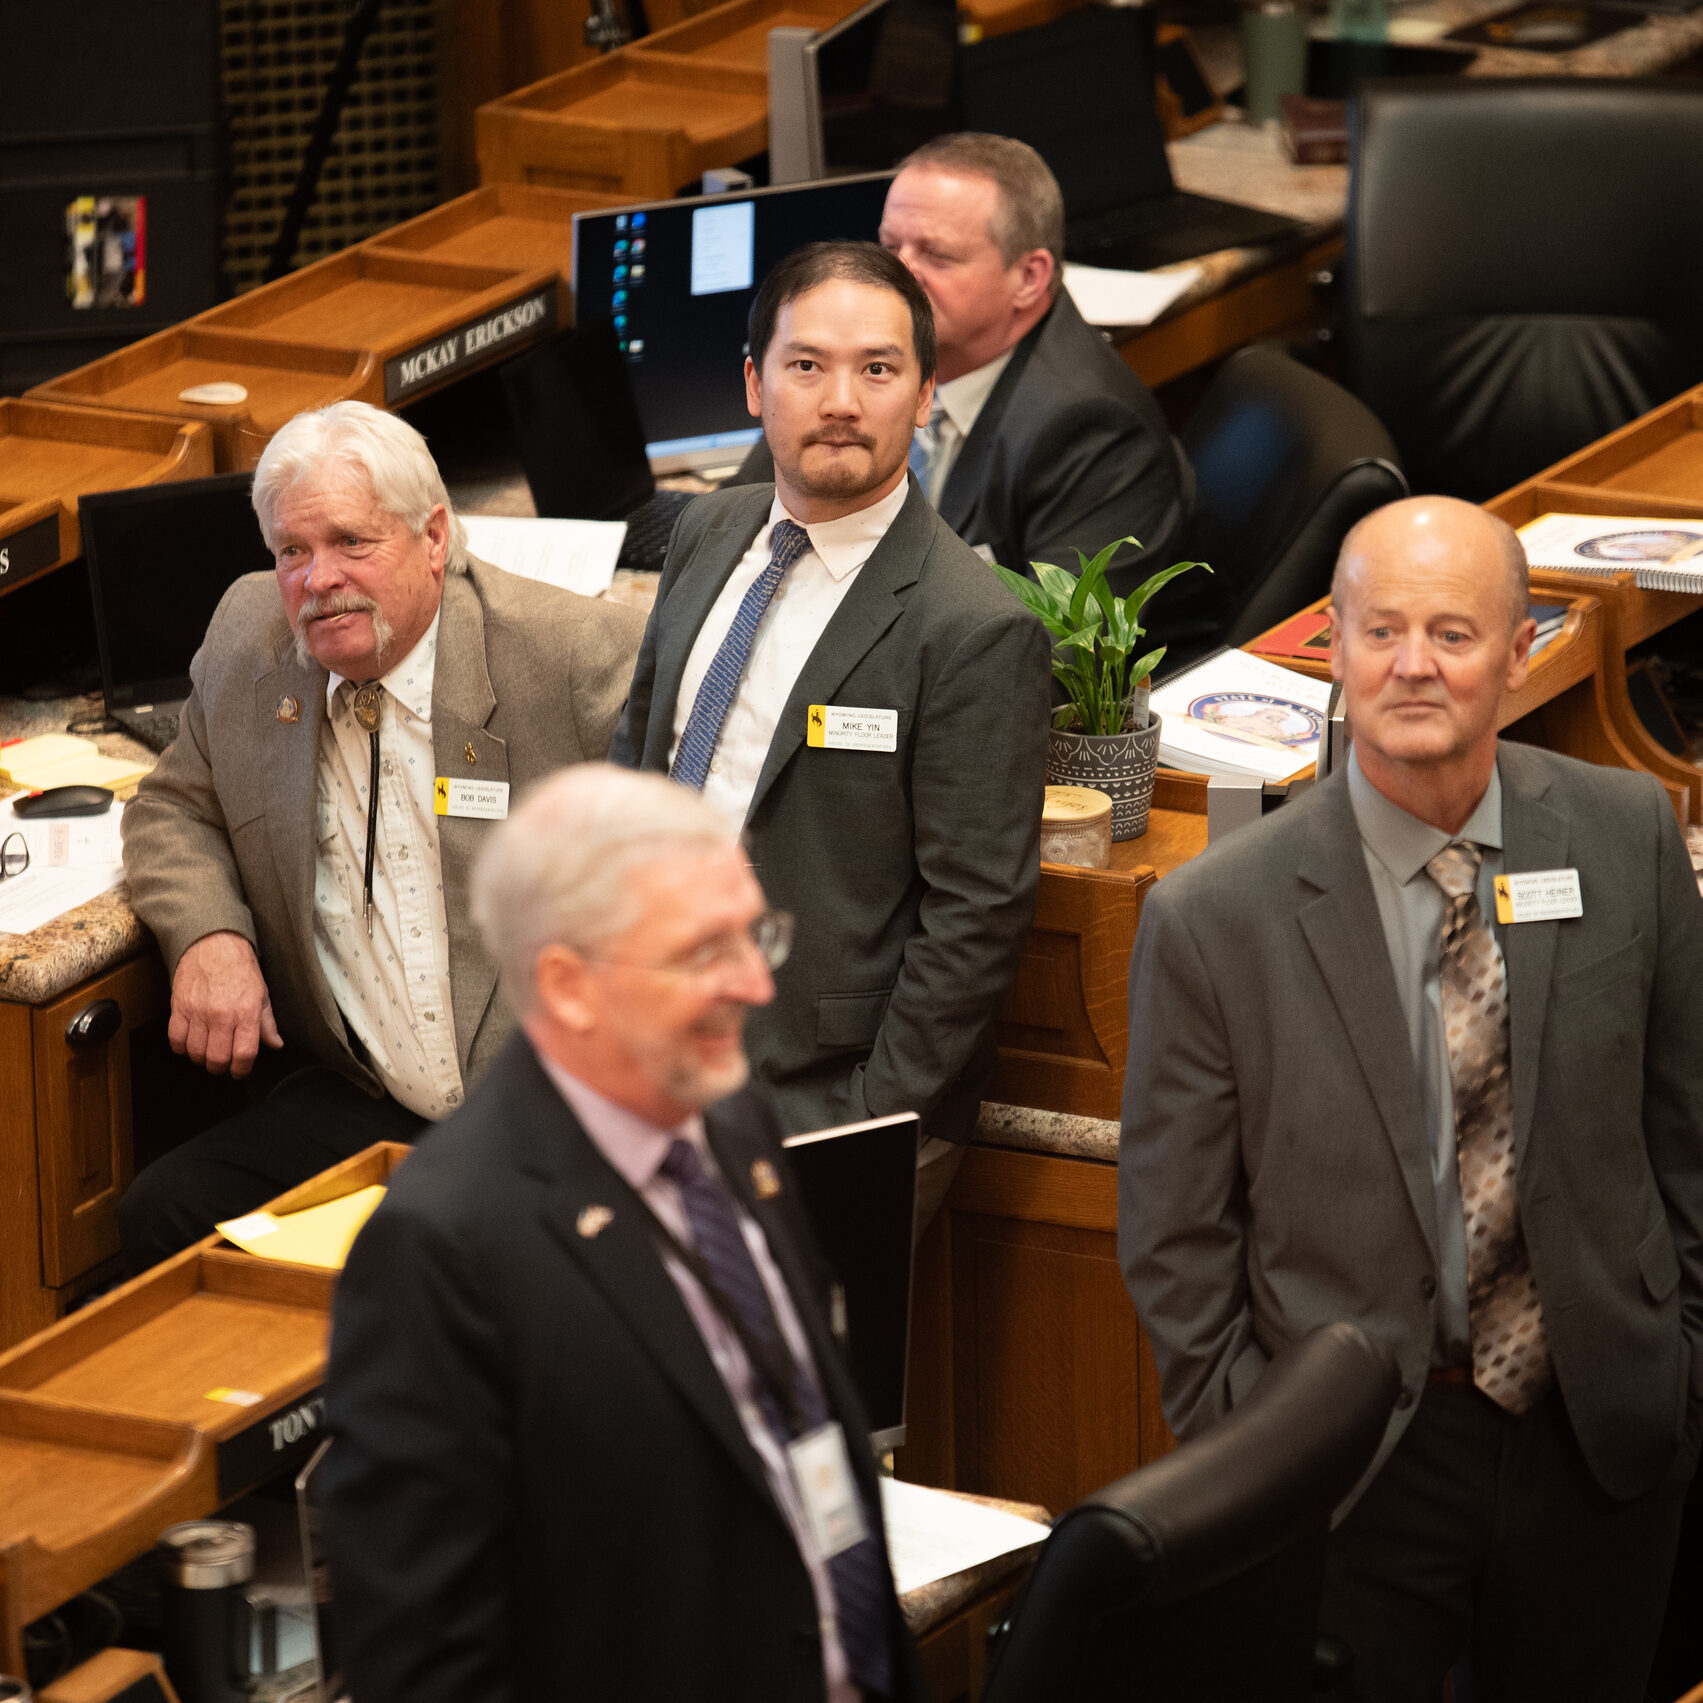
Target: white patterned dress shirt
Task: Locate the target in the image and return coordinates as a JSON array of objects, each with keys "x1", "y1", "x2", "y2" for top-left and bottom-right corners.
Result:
[
  {"x1": 669, "y1": 477, "x2": 909, "y2": 827},
  {"x1": 312, "y1": 612, "x2": 463, "y2": 1119}
]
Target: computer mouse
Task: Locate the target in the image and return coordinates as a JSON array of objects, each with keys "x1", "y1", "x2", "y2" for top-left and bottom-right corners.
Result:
[{"x1": 11, "y1": 784, "x2": 115, "y2": 818}]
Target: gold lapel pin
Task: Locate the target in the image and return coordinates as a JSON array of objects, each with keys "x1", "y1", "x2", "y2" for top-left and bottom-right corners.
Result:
[
  {"x1": 750, "y1": 1159, "x2": 782, "y2": 1200},
  {"x1": 464, "y1": 741, "x2": 478, "y2": 765},
  {"x1": 576, "y1": 1204, "x2": 615, "y2": 1239},
  {"x1": 276, "y1": 694, "x2": 300, "y2": 724}
]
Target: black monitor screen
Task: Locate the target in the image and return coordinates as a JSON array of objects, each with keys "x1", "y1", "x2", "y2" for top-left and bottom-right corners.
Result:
[
  {"x1": 80, "y1": 472, "x2": 273, "y2": 707},
  {"x1": 818, "y1": 0, "x2": 959, "y2": 174},
  {"x1": 571, "y1": 172, "x2": 894, "y2": 469},
  {"x1": 783, "y1": 1113, "x2": 919, "y2": 1449},
  {"x1": 960, "y1": 6, "x2": 1170, "y2": 221}
]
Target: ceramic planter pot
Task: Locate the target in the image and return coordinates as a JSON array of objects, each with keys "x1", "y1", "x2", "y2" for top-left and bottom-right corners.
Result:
[{"x1": 1045, "y1": 710, "x2": 1163, "y2": 841}]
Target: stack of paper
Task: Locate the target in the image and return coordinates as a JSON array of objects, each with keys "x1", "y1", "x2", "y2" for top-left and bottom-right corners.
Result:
[
  {"x1": 1063, "y1": 263, "x2": 1200, "y2": 328},
  {"x1": 1151, "y1": 647, "x2": 1332, "y2": 781},
  {"x1": 0, "y1": 733, "x2": 150, "y2": 795},
  {"x1": 1518, "y1": 514, "x2": 1703, "y2": 592},
  {"x1": 878, "y1": 1477, "x2": 1050, "y2": 1597},
  {"x1": 0, "y1": 793, "x2": 128, "y2": 936},
  {"x1": 460, "y1": 514, "x2": 627, "y2": 598}
]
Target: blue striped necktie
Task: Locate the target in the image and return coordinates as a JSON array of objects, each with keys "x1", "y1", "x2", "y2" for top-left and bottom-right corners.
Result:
[
  {"x1": 659, "y1": 1138, "x2": 893, "y2": 1696},
  {"x1": 670, "y1": 518, "x2": 812, "y2": 792},
  {"x1": 907, "y1": 397, "x2": 947, "y2": 503}
]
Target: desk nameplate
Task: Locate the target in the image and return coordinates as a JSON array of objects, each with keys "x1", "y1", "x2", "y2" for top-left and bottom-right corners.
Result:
[
  {"x1": 384, "y1": 281, "x2": 557, "y2": 405},
  {"x1": 216, "y1": 1384, "x2": 326, "y2": 1500},
  {"x1": 0, "y1": 510, "x2": 62, "y2": 593}
]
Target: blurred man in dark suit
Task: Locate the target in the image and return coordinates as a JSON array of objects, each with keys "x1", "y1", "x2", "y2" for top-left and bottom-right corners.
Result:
[{"x1": 323, "y1": 764, "x2": 921, "y2": 1703}]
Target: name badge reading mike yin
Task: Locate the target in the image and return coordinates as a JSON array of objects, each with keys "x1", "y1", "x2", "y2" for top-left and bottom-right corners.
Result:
[
  {"x1": 807, "y1": 704, "x2": 898, "y2": 753},
  {"x1": 434, "y1": 777, "x2": 510, "y2": 820},
  {"x1": 1494, "y1": 868, "x2": 1583, "y2": 925}
]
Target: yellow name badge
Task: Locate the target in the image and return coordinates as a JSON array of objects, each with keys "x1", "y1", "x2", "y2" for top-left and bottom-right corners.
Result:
[
  {"x1": 1494, "y1": 868, "x2": 1583, "y2": 925},
  {"x1": 434, "y1": 776, "x2": 510, "y2": 820},
  {"x1": 806, "y1": 704, "x2": 898, "y2": 753}
]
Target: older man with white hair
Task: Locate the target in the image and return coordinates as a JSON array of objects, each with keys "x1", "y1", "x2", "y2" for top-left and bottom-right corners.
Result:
[
  {"x1": 119, "y1": 400, "x2": 646, "y2": 1268},
  {"x1": 321, "y1": 762, "x2": 920, "y2": 1703}
]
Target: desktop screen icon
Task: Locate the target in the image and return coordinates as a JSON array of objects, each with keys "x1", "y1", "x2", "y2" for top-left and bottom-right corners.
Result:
[
  {"x1": 616, "y1": 214, "x2": 629, "y2": 230},
  {"x1": 614, "y1": 264, "x2": 629, "y2": 282},
  {"x1": 631, "y1": 264, "x2": 646, "y2": 281},
  {"x1": 632, "y1": 212, "x2": 647, "y2": 229}
]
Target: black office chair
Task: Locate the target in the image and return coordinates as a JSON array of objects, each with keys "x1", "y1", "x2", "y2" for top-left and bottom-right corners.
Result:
[
  {"x1": 1346, "y1": 78, "x2": 1703, "y2": 503},
  {"x1": 1163, "y1": 344, "x2": 1406, "y2": 669},
  {"x1": 978, "y1": 1322, "x2": 1400, "y2": 1703}
]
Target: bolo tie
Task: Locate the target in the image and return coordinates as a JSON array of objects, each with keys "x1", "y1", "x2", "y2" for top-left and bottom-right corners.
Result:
[{"x1": 351, "y1": 683, "x2": 383, "y2": 934}]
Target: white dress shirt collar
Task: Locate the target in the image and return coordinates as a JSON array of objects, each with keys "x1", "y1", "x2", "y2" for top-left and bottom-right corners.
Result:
[
  {"x1": 934, "y1": 346, "x2": 1015, "y2": 442},
  {"x1": 325, "y1": 607, "x2": 441, "y2": 720},
  {"x1": 774, "y1": 474, "x2": 910, "y2": 583},
  {"x1": 535, "y1": 1050, "x2": 708, "y2": 1190}
]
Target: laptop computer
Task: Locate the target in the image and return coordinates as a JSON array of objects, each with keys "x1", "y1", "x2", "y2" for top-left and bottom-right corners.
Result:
[
  {"x1": 961, "y1": 4, "x2": 1305, "y2": 272},
  {"x1": 80, "y1": 471, "x2": 274, "y2": 751},
  {"x1": 783, "y1": 1111, "x2": 920, "y2": 1453}
]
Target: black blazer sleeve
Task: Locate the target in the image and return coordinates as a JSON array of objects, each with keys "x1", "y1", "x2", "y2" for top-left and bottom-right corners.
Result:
[{"x1": 322, "y1": 1200, "x2": 517, "y2": 1703}]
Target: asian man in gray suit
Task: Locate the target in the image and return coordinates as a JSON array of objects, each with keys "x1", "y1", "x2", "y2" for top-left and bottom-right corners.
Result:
[
  {"x1": 1120, "y1": 497, "x2": 1703, "y2": 1701},
  {"x1": 611, "y1": 241, "x2": 1049, "y2": 1223}
]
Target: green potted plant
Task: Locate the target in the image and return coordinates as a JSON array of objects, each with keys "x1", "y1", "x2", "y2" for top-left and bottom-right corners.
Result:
[{"x1": 992, "y1": 538, "x2": 1209, "y2": 840}]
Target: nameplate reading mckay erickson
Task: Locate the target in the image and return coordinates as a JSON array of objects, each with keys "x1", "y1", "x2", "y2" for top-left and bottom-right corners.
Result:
[{"x1": 384, "y1": 282, "x2": 558, "y2": 405}]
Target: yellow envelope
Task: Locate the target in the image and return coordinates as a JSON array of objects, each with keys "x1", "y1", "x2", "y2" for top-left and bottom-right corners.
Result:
[{"x1": 217, "y1": 1183, "x2": 388, "y2": 1270}]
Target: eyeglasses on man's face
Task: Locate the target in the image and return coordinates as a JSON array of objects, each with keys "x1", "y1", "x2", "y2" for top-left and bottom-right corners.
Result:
[{"x1": 590, "y1": 908, "x2": 793, "y2": 981}]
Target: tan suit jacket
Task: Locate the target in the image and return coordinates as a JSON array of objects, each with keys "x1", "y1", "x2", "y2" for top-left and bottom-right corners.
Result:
[{"x1": 122, "y1": 555, "x2": 646, "y2": 1096}]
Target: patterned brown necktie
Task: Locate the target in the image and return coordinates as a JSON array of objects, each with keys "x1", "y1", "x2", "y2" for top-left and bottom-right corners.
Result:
[{"x1": 1427, "y1": 843, "x2": 1553, "y2": 1413}]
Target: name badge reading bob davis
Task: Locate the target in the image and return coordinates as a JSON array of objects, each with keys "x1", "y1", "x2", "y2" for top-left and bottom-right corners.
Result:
[
  {"x1": 807, "y1": 705, "x2": 898, "y2": 753},
  {"x1": 434, "y1": 777, "x2": 510, "y2": 820},
  {"x1": 1494, "y1": 868, "x2": 1583, "y2": 925}
]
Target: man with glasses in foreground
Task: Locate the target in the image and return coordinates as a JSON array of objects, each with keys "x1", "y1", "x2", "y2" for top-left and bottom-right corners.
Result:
[{"x1": 323, "y1": 761, "x2": 920, "y2": 1703}]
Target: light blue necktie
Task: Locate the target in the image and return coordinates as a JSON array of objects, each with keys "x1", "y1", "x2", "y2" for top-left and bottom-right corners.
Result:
[
  {"x1": 907, "y1": 397, "x2": 947, "y2": 502},
  {"x1": 670, "y1": 518, "x2": 812, "y2": 792}
]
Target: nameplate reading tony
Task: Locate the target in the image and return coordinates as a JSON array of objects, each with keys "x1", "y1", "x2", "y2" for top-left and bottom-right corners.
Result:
[
  {"x1": 435, "y1": 777, "x2": 510, "y2": 820},
  {"x1": 1494, "y1": 868, "x2": 1583, "y2": 925},
  {"x1": 806, "y1": 705, "x2": 898, "y2": 753},
  {"x1": 384, "y1": 282, "x2": 557, "y2": 405}
]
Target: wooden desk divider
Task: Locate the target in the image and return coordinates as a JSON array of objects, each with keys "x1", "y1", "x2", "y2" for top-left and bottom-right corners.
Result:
[
  {"x1": 364, "y1": 182, "x2": 632, "y2": 291},
  {"x1": 192, "y1": 252, "x2": 562, "y2": 411},
  {"x1": 0, "y1": 401, "x2": 213, "y2": 597},
  {"x1": 1483, "y1": 380, "x2": 1703, "y2": 821},
  {"x1": 992, "y1": 771, "x2": 1209, "y2": 1120},
  {"x1": 476, "y1": 0, "x2": 1088, "y2": 202},
  {"x1": 29, "y1": 330, "x2": 379, "y2": 474},
  {"x1": 0, "y1": 1142, "x2": 411, "y2": 1674},
  {"x1": 0, "y1": 1397, "x2": 212, "y2": 1674}
]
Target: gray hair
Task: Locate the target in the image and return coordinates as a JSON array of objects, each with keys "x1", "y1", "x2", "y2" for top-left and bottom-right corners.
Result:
[
  {"x1": 470, "y1": 764, "x2": 740, "y2": 1011},
  {"x1": 252, "y1": 400, "x2": 468, "y2": 570},
  {"x1": 898, "y1": 132, "x2": 1066, "y2": 299}
]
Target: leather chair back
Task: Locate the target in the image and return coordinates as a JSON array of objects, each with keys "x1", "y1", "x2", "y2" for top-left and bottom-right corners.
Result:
[
  {"x1": 1166, "y1": 344, "x2": 1405, "y2": 665},
  {"x1": 1347, "y1": 79, "x2": 1703, "y2": 502},
  {"x1": 979, "y1": 1322, "x2": 1400, "y2": 1703}
]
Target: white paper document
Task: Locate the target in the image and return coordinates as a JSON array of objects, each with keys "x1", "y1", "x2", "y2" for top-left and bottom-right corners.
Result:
[
  {"x1": 1063, "y1": 262, "x2": 1200, "y2": 328},
  {"x1": 1151, "y1": 647, "x2": 1333, "y2": 781},
  {"x1": 879, "y1": 1477, "x2": 1050, "y2": 1598},
  {"x1": 1517, "y1": 513, "x2": 1703, "y2": 592},
  {"x1": 1, "y1": 796, "x2": 126, "y2": 869},
  {"x1": 0, "y1": 863, "x2": 124, "y2": 936},
  {"x1": 460, "y1": 514, "x2": 626, "y2": 599}
]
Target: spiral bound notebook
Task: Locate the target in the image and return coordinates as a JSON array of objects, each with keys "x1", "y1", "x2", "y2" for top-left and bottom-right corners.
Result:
[{"x1": 1517, "y1": 513, "x2": 1703, "y2": 593}]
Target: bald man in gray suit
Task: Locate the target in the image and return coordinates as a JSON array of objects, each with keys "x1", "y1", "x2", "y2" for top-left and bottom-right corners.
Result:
[{"x1": 1120, "y1": 498, "x2": 1703, "y2": 1701}]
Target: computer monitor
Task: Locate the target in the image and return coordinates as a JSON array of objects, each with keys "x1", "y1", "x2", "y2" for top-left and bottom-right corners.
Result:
[
  {"x1": 782, "y1": 1112, "x2": 919, "y2": 1452},
  {"x1": 768, "y1": 0, "x2": 958, "y2": 184},
  {"x1": 80, "y1": 471, "x2": 272, "y2": 711},
  {"x1": 570, "y1": 171, "x2": 894, "y2": 473}
]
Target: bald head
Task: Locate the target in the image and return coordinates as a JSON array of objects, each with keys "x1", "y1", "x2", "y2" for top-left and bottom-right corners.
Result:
[{"x1": 1333, "y1": 496, "x2": 1529, "y2": 631}]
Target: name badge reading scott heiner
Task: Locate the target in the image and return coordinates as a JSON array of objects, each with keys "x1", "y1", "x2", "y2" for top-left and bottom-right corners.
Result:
[
  {"x1": 1494, "y1": 868, "x2": 1583, "y2": 925},
  {"x1": 434, "y1": 777, "x2": 511, "y2": 820},
  {"x1": 806, "y1": 704, "x2": 898, "y2": 753}
]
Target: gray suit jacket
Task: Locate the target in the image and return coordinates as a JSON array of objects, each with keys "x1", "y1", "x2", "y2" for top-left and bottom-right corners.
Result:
[
  {"x1": 729, "y1": 295, "x2": 1193, "y2": 599},
  {"x1": 122, "y1": 555, "x2": 646, "y2": 1096},
  {"x1": 1120, "y1": 743, "x2": 1703, "y2": 1502},
  {"x1": 610, "y1": 478, "x2": 1051, "y2": 1144}
]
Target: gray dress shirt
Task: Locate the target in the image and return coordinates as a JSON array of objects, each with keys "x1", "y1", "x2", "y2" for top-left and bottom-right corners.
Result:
[{"x1": 1347, "y1": 749, "x2": 1506, "y2": 1366}]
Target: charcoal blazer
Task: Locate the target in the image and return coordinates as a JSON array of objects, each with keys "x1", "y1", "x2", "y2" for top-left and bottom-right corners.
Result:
[
  {"x1": 322, "y1": 1037, "x2": 921, "y2": 1703},
  {"x1": 610, "y1": 477, "x2": 1051, "y2": 1144},
  {"x1": 1119, "y1": 743, "x2": 1703, "y2": 1504},
  {"x1": 121, "y1": 556, "x2": 646, "y2": 1095}
]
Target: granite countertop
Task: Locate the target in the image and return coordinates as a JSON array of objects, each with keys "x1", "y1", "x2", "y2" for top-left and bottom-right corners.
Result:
[
  {"x1": 976, "y1": 1100, "x2": 1120, "y2": 1164},
  {"x1": 0, "y1": 691, "x2": 156, "y2": 1007},
  {"x1": 898, "y1": 1489, "x2": 1051, "y2": 1638}
]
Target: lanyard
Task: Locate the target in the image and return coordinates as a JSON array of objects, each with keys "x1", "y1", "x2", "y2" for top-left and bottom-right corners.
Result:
[{"x1": 627, "y1": 1180, "x2": 812, "y2": 1440}]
